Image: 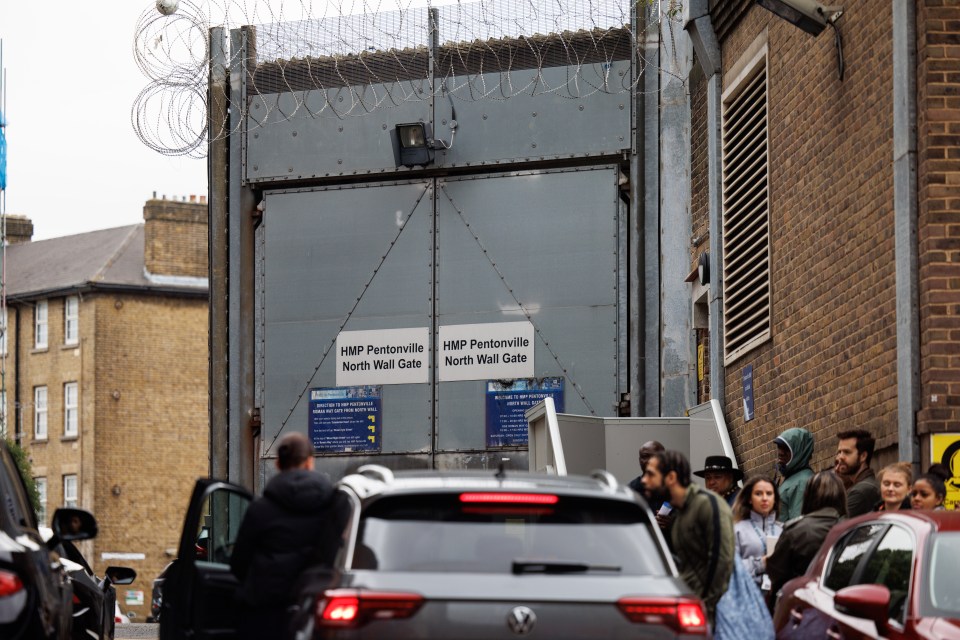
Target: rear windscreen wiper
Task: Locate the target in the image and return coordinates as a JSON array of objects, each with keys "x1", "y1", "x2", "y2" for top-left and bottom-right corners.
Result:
[{"x1": 511, "y1": 560, "x2": 622, "y2": 575}]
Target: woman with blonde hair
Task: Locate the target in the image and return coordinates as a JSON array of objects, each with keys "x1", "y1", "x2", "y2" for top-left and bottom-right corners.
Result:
[
  {"x1": 876, "y1": 462, "x2": 912, "y2": 512},
  {"x1": 732, "y1": 475, "x2": 783, "y2": 594}
]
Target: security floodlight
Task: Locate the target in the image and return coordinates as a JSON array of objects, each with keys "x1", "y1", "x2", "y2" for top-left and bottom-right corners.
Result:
[
  {"x1": 756, "y1": 0, "x2": 843, "y2": 36},
  {"x1": 394, "y1": 123, "x2": 434, "y2": 168}
]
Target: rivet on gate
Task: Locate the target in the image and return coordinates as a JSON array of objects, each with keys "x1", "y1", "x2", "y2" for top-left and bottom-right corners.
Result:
[
  {"x1": 532, "y1": 143, "x2": 537, "y2": 148},
  {"x1": 532, "y1": 112, "x2": 537, "y2": 117},
  {"x1": 579, "y1": 105, "x2": 584, "y2": 111},
  {"x1": 253, "y1": 165, "x2": 259, "y2": 171},
  {"x1": 292, "y1": 131, "x2": 297, "y2": 137},
  {"x1": 338, "y1": 159, "x2": 343, "y2": 164},
  {"x1": 483, "y1": 114, "x2": 488, "y2": 120},
  {"x1": 619, "y1": 104, "x2": 624, "y2": 110},
  {"x1": 253, "y1": 133, "x2": 259, "y2": 139},
  {"x1": 382, "y1": 124, "x2": 387, "y2": 129},
  {"x1": 339, "y1": 126, "x2": 343, "y2": 132}
]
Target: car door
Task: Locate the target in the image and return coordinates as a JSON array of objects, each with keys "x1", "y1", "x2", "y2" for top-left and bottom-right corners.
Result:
[
  {"x1": 160, "y1": 479, "x2": 252, "y2": 640},
  {"x1": 778, "y1": 523, "x2": 888, "y2": 640},
  {"x1": 836, "y1": 523, "x2": 915, "y2": 640}
]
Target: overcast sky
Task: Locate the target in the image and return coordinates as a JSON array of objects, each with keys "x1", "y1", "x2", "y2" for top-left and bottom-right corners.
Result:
[{"x1": 0, "y1": 0, "x2": 450, "y2": 241}]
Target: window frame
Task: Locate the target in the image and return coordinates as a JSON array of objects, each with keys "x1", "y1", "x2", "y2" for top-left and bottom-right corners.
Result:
[
  {"x1": 35, "y1": 300, "x2": 49, "y2": 349},
  {"x1": 63, "y1": 474, "x2": 78, "y2": 509},
  {"x1": 63, "y1": 382, "x2": 79, "y2": 438},
  {"x1": 35, "y1": 476, "x2": 48, "y2": 525},
  {"x1": 64, "y1": 296, "x2": 79, "y2": 345},
  {"x1": 0, "y1": 309, "x2": 7, "y2": 357},
  {"x1": 34, "y1": 386, "x2": 48, "y2": 440}
]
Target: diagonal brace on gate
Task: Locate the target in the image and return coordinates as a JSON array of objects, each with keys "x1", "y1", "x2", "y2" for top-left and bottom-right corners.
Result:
[
  {"x1": 439, "y1": 183, "x2": 596, "y2": 416},
  {"x1": 267, "y1": 182, "x2": 433, "y2": 454}
]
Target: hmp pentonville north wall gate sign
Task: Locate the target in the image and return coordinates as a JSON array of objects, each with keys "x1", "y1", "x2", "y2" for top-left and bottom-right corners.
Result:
[{"x1": 336, "y1": 323, "x2": 535, "y2": 386}]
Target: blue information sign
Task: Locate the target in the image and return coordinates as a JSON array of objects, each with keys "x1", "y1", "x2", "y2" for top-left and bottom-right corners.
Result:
[
  {"x1": 309, "y1": 386, "x2": 382, "y2": 453},
  {"x1": 742, "y1": 365, "x2": 755, "y2": 422},
  {"x1": 485, "y1": 378, "x2": 564, "y2": 447}
]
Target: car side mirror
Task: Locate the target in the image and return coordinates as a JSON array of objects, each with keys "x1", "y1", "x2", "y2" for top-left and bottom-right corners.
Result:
[
  {"x1": 51, "y1": 508, "x2": 98, "y2": 542},
  {"x1": 834, "y1": 584, "x2": 891, "y2": 626},
  {"x1": 105, "y1": 566, "x2": 137, "y2": 586}
]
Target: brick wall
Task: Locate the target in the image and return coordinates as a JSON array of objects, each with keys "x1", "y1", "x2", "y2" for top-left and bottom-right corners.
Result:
[
  {"x1": 92, "y1": 293, "x2": 209, "y2": 620},
  {"x1": 716, "y1": 5, "x2": 899, "y2": 476},
  {"x1": 143, "y1": 197, "x2": 208, "y2": 278},
  {"x1": 916, "y1": 0, "x2": 960, "y2": 467},
  {"x1": 14, "y1": 296, "x2": 95, "y2": 524},
  {"x1": 690, "y1": 60, "x2": 712, "y2": 403}
]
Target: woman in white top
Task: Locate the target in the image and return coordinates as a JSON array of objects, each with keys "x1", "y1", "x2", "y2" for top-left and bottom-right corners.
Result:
[{"x1": 732, "y1": 475, "x2": 783, "y2": 594}]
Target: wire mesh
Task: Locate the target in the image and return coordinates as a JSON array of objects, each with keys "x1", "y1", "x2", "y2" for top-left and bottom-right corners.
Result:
[{"x1": 133, "y1": 0, "x2": 675, "y2": 158}]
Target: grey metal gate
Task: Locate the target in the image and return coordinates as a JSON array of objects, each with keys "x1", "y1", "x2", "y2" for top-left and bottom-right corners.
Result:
[{"x1": 259, "y1": 165, "x2": 622, "y2": 474}]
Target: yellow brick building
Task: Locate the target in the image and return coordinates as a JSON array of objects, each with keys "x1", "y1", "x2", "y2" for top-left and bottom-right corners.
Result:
[{"x1": 1, "y1": 197, "x2": 209, "y2": 620}]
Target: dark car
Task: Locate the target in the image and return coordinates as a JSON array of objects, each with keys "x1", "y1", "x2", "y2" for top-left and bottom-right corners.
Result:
[
  {"x1": 148, "y1": 562, "x2": 172, "y2": 623},
  {"x1": 773, "y1": 509, "x2": 960, "y2": 640},
  {"x1": 162, "y1": 466, "x2": 709, "y2": 639},
  {"x1": 0, "y1": 438, "x2": 98, "y2": 640},
  {"x1": 58, "y1": 541, "x2": 136, "y2": 640}
]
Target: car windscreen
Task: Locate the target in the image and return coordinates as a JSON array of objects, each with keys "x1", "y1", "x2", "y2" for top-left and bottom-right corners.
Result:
[
  {"x1": 352, "y1": 492, "x2": 668, "y2": 576},
  {"x1": 924, "y1": 531, "x2": 960, "y2": 617}
]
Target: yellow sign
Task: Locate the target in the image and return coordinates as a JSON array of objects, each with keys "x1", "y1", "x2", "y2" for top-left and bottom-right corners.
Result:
[
  {"x1": 697, "y1": 344, "x2": 704, "y2": 382},
  {"x1": 931, "y1": 433, "x2": 960, "y2": 511}
]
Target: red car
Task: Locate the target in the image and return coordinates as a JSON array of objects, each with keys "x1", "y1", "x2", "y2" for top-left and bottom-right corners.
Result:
[{"x1": 773, "y1": 510, "x2": 960, "y2": 639}]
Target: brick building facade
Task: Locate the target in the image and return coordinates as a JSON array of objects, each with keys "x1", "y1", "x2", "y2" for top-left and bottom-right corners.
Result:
[
  {"x1": 1, "y1": 197, "x2": 210, "y2": 620},
  {"x1": 688, "y1": 1, "x2": 959, "y2": 477}
]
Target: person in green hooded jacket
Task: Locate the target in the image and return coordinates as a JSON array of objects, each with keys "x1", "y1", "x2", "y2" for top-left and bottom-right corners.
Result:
[{"x1": 773, "y1": 427, "x2": 814, "y2": 522}]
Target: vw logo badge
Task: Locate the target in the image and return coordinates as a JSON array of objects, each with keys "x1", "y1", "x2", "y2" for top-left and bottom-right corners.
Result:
[{"x1": 506, "y1": 606, "x2": 536, "y2": 635}]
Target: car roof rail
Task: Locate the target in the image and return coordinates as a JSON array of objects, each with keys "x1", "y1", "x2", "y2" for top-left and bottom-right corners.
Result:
[
  {"x1": 590, "y1": 469, "x2": 619, "y2": 491},
  {"x1": 356, "y1": 464, "x2": 394, "y2": 484}
]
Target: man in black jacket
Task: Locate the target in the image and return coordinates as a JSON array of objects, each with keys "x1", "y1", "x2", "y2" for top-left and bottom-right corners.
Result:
[{"x1": 230, "y1": 433, "x2": 350, "y2": 640}]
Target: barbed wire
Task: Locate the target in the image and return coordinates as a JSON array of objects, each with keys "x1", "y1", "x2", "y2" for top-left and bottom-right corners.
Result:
[{"x1": 132, "y1": 0, "x2": 681, "y2": 158}]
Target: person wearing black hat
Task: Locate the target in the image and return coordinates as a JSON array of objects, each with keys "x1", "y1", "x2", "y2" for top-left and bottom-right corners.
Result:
[{"x1": 694, "y1": 455, "x2": 743, "y2": 507}]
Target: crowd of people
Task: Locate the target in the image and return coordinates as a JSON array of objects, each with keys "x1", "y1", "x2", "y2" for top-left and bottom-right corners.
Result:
[{"x1": 630, "y1": 429, "x2": 952, "y2": 634}]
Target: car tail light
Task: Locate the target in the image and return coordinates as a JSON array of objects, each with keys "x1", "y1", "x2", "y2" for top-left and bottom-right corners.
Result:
[
  {"x1": 617, "y1": 597, "x2": 708, "y2": 635},
  {"x1": 317, "y1": 589, "x2": 424, "y2": 628},
  {"x1": 0, "y1": 570, "x2": 24, "y2": 597},
  {"x1": 459, "y1": 492, "x2": 559, "y2": 504}
]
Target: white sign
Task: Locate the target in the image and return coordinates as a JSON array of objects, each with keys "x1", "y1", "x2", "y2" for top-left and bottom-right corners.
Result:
[
  {"x1": 101, "y1": 552, "x2": 146, "y2": 561},
  {"x1": 439, "y1": 322, "x2": 535, "y2": 382},
  {"x1": 125, "y1": 590, "x2": 145, "y2": 606},
  {"x1": 336, "y1": 327, "x2": 430, "y2": 386}
]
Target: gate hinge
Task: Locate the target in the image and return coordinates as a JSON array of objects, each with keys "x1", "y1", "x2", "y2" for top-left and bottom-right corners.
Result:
[
  {"x1": 249, "y1": 407, "x2": 262, "y2": 428},
  {"x1": 252, "y1": 200, "x2": 265, "y2": 221}
]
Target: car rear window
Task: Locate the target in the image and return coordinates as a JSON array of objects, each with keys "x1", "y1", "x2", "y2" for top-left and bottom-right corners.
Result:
[
  {"x1": 352, "y1": 492, "x2": 668, "y2": 576},
  {"x1": 925, "y1": 531, "x2": 960, "y2": 617}
]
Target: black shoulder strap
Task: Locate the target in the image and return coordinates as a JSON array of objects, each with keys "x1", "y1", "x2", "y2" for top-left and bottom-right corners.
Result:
[{"x1": 704, "y1": 490, "x2": 722, "y2": 591}]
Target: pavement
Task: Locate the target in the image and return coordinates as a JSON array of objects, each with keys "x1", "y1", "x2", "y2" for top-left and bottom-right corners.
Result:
[{"x1": 115, "y1": 623, "x2": 159, "y2": 639}]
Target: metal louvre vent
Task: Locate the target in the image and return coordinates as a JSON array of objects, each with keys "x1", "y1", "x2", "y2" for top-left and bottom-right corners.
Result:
[{"x1": 721, "y1": 55, "x2": 770, "y2": 365}]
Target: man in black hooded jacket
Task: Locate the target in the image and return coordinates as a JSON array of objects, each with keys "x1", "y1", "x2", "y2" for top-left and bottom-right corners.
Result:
[{"x1": 230, "y1": 432, "x2": 350, "y2": 640}]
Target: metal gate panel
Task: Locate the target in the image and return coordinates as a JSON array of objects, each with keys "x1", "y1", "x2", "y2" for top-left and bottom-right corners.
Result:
[
  {"x1": 261, "y1": 182, "x2": 433, "y2": 454},
  {"x1": 435, "y1": 167, "x2": 621, "y2": 450},
  {"x1": 246, "y1": 89, "x2": 431, "y2": 182},
  {"x1": 244, "y1": 66, "x2": 632, "y2": 184}
]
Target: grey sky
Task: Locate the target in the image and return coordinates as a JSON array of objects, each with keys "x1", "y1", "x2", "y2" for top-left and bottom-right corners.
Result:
[{"x1": 0, "y1": 0, "x2": 443, "y2": 241}]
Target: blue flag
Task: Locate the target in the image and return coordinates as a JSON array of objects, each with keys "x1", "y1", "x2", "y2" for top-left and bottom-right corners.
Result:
[{"x1": 0, "y1": 110, "x2": 6, "y2": 190}]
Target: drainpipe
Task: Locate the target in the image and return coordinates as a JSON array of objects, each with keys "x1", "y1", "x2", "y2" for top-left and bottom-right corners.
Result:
[
  {"x1": 892, "y1": 1, "x2": 919, "y2": 471},
  {"x1": 685, "y1": 0, "x2": 725, "y2": 409}
]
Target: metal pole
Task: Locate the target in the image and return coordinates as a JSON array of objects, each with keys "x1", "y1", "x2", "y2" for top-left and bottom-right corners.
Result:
[{"x1": 209, "y1": 26, "x2": 230, "y2": 480}]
